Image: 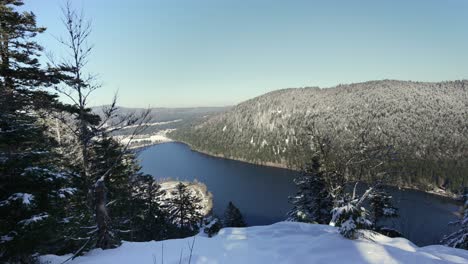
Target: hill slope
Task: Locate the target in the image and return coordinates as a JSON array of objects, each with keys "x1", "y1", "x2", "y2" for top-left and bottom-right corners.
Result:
[
  {"x1": 171, "y1": 80, "x2": 468, "y2": 191},
  {"x1": 41, "y1": 222, "x2": 468, "y2": 264}
]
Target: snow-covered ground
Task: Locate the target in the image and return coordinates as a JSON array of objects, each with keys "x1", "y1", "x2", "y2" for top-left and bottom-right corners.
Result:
[
  {"x1": 40, "y1": 222, "x2": 468, "y2": 264},
  {"x1": 114, "y1": 129, "x2": 175, "y2": 149},
  {"x1": 106, "y1": 119, "x2": 182, "y2": 131}
]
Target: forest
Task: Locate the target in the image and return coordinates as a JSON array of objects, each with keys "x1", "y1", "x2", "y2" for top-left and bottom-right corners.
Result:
[
  {"x1": 171, "y1": 80, "x2": 468, "y2": 193},
  {"x1": 0, "y1": 1, "x2": 237, "y2": 262}
]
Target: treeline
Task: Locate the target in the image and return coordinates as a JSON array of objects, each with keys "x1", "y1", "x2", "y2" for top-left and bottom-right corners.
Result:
[
  {"x1": 171, "y1": 80, "x2": 468, "y2": 193},
  {"x1": 0, "y1": 2, "x2": 210, "y2": 262}
]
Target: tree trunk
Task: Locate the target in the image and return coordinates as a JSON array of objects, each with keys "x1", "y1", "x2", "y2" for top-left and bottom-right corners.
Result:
[{"x1": 94, "y1": 179, "x2": 113, "y2": 249}]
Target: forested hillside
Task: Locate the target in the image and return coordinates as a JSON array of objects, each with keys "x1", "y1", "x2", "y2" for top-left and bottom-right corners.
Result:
[{"x1": 171, "y1": 80, "x2": 468, "y2": 192}]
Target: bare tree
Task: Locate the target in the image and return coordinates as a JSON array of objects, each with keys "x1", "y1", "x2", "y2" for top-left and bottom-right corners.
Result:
[{"x1": 50, "y1": 1, "x2": 151, "y2": 252}]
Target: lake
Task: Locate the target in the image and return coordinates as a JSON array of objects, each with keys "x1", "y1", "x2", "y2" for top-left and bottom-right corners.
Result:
[{"x1": 138, "y1": 142, "x2": 461, "y2": 246}]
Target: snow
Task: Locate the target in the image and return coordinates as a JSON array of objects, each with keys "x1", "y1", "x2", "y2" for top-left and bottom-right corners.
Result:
[
  {"x1": 18, "y1": 213, "x2": 49, "y2": 226},
  {"x1": 383, "y1": 207, "x2": 397, "y2": 216},
  {"x1": 0, "y1": 193, "x2": 35, "y2": 206},
  {"x1": 58, "y1": 187, "x2": 77, "y2": 198},
  {"x1": 17, "y1": 193, "x2": 34, "y2": 205},
  {"x1": 22, "y1": 167, "x2": 67, "y2": 179},
  {"x1": 40, "y1": 222, "x2": 468, "y2": 264},
  {"x1": 115, "y1": 129, "x2": 175, "y2": 149},
  {"x1": 107, "y1": 119, "x2": 182, "y2": 131},
  {"x1": 0, "y1": 234, "x2": 14, "y2": 243}
]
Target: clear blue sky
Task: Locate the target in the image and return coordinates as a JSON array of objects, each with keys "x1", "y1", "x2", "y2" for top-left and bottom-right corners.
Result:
[{"x1": 24, "y1": 0, "x2": 468, "y2": 107}]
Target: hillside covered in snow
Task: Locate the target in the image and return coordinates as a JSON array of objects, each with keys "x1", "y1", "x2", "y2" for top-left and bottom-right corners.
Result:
[
  {"x1": 171, "y1": 80, "x2": 468, "y2": 193},
  {"x1": 41, "y1": 222, "x2": 468, "y2": 264}
]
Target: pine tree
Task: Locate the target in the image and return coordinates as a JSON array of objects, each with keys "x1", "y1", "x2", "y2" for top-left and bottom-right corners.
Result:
[
  {"x1": 330, "y1": 194, "x2": 373, "y2": 239},
  {"x1": 59, "y1": 133, "x2": 159, "y2": 252},
  {"x1": 223, "y1": 201, "x2": 247, "y2": 227},
  {"x1": 202, "y1": 215, "x2": 222, "y2": 237},
  {"x1": 287, "y1": 156, "x2": 332, "y2": 224},
  {"x1": 442, "y1": 194, "x2": 467, "y2": 249},
  {"x1": 329, "y1": 183, "x2": 375, "y2": 240},
  {"x1": 369, "y1": 186, "x2": 398, "y2": 233},
  {"x1": 167, "y1": 182, "x2": 203, "y2": 236},
  {"x1": 130, "y1": 174, "x2": 172, "y2": 241},
  {"x1": 0, "y1": 0, "x2": 73, "y2": 261},
  {"x1": 52, "y1": 2, "x2": 151, "y2": 253}
]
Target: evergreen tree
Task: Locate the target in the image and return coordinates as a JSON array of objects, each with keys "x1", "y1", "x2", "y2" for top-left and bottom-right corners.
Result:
[
  {"x1": 0, "y1": 0, "x2": 73, "y2": 261},
  {"x1": 52, "y1": 2, "x2": 151, "y2": 253},
  {"x1": 167, "y1": 182, "x2": 203, "y2": 236},
  {"x1": 223, "y1": 201, "x2": 247, "y2": 227},
  {"x1": 202, "y1": 215, "x2": 222, "y2": 237},
  {"x1": 287, "y1": 156, "x2": 332, "y2": 224},
  {"x1": 369, "y1": 186, "x2": 398, "y2": 229},
  {"x1": 90, "y1": 136, "x2": 133, "y2": 241},
  {"x1": 330, "y1": 193, "x2": 373, "y2": 239},
  {"x1": 442, "y1": 194, "x2": 467, "y2": 249},
  {"x1": 50, "y1": 2, "x2": 117, "y2": 252},
  {"x1": 59, "y1": 132, "x2": 155, "y2": 252},
  {"x1": 130, "y1": 174, "x2": 173, "y2": 241}
]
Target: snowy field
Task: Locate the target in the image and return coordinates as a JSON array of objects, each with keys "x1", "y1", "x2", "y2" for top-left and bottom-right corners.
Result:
[
  {"x1": 114, "y1": 129, "x2": 175, "y2": 149},
  {"x1": 40, "y1": 222, "x2": 468, "y2": 264}
]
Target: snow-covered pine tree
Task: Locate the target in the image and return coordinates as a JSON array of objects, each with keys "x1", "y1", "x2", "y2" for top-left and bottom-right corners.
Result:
[
  {"x1": 287, "y1": 156, "x2": 332, "y2": 224},
  {"x1": 330, "y1": 185, "x2": 373, "y2": 239},
  {"x1": 442, "y1": 194, "x2": 467, "y2": 249},
  {"x1": 223, "y1": 201, "x2": 247, "y2": 227},
  {"x1": 0, "y1": 0, "x2": 73, "y2": 261},
  {"x1": 167, "y1": 182, "x2": 203, "y2": 236}
]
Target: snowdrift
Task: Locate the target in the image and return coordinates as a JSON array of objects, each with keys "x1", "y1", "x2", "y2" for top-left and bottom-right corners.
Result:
[{"x1": 41, "y1": 222, "x2": 468, "y2": 264}]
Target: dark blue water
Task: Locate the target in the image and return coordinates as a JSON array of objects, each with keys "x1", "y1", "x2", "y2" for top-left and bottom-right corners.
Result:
[{"x1": 138, "y1": 142, "x2": 461, "y2": 246}]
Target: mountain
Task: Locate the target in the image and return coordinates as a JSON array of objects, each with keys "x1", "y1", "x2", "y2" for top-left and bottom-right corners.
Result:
[
  {"x1": 92, "y1": 106, "x2": 230, "y2": 136},
  {"x1": 170, "y1": 80, "x2": 468, "y2": 192},
  {"x1": 40, "y1": 222, "x2": 468, "y2": 264}
]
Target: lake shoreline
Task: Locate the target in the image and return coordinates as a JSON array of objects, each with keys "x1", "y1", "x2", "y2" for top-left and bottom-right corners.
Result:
[
  {"x1": 134, "y1": 138, "x2": 460, "y2": 200},
  {"x1": 165, "y1": 140, "x2": 461, "y2": 201},
  {"x1": 138, "y1": 141, "x2": 462, "y2": 246}
]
